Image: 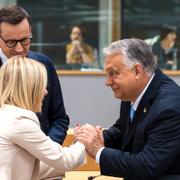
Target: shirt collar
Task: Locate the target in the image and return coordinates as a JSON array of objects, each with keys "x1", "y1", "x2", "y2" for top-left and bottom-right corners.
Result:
[
  {"x1": 0, "y1": 48, "x2": 8, "y2": 64},
  {"x1": 131, "y1": 73, "x2": 155, "y2": 111}
]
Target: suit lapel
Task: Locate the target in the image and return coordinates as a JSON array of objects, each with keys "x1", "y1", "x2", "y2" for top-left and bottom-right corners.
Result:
[
  {"x1": 121, "y1": 101, "x2": 151, "y2": 150},
  {"x1": 121, "y1": 69, "x2": 165, "y2": 150}
]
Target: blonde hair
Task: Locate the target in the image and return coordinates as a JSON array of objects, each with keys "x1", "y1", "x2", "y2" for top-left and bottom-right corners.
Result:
[{"x1": 0, "y1": 56, "x2": 47, "y2": 112}]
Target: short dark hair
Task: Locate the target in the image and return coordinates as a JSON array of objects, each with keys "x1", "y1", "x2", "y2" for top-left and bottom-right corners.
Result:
[
  {"x1": 160, "y1": 24, "x2": 176, "y2": 41},
  {"x1": 0, "y1": 5, "x2": 31, "y2": 25}
]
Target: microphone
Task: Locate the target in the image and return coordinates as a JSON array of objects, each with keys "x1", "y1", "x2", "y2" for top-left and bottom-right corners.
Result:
[{"x1": 88, "y1": 175, "x2": 101, "y2": 180}]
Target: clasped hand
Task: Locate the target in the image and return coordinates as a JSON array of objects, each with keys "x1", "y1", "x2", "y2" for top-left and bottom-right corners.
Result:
[{"x1": 74, "y1": 124, "x2": 104, "y2": 159}]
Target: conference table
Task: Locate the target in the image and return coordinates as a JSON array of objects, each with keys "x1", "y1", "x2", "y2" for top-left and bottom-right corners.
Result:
[{"x1": 63, "y1": 171, "x2": 124, "y2": 180}]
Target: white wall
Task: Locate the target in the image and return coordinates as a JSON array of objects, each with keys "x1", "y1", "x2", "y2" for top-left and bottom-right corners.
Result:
[
  {"x1": 59, "y1": 75, "x2": 120, "y2": 128},
  {"x1": 59, "y1": 74, "x2": 180, "y2": 128}
]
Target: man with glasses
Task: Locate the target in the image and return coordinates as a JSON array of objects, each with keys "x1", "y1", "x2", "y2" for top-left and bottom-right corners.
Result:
[
  {"x1": 0, "y1": 5, "x2": 69, "y2": 144},
  {"x1": 0, "y1": 34, "x2": 33, "y2": 49}
]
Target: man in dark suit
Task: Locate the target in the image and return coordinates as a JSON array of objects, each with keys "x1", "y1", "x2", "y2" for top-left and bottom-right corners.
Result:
[
  {"x1": 76, "y1": 39, "x2": 180, "y2": 180},
  {"x1": 0, "y1": 5, "x2": 69, "y2": 144}
]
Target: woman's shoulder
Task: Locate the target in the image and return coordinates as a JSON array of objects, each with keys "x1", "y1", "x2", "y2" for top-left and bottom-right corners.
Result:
[{"x1": 0, "y1": 105, "x2": 39, "y2": 124}]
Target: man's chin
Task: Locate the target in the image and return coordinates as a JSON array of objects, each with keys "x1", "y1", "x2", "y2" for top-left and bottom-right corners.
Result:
[{"x1": 113, "y1": 93, "x2": 121, "y2": 99}]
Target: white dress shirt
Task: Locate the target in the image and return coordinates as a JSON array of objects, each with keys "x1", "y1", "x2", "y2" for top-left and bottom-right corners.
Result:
[{"x1": 0, "y1": 48, "x2": 8, "y2": 64}]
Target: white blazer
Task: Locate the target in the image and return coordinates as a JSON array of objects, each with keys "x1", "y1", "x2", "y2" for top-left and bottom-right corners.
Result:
[{"x1": 0, "y1": 104, "x2": 86, "y2": 180}]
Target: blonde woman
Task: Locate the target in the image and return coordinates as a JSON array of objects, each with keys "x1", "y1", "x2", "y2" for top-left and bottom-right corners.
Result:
[{"x1": 0, "y1": 56, "x2": 86, "y2": 180}]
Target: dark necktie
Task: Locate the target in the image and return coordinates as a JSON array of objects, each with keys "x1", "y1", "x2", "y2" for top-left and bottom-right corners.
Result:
[{"x1": 0, "y1": 59, "x2": 2, "y2": 67}]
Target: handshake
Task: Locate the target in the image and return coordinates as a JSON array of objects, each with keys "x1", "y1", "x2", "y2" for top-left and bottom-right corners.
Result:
[{"x1": 74, "y1": 124, "x2": 105, "y2": 159}]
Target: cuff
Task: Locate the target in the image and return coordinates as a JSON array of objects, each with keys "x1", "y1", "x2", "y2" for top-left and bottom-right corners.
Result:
[{"x1": 95, "y1": 147, "x2": 105, "y2": 164}]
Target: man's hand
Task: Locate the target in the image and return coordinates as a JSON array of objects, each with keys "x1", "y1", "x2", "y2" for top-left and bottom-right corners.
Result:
[{"x1": 76, "y1": 124, "x2": 104, "y2": 159}]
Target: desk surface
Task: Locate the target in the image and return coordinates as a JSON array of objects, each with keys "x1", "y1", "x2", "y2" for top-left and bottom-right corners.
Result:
[{"x1": 63, "y1": 171, "x2": 123, "y2": 180}]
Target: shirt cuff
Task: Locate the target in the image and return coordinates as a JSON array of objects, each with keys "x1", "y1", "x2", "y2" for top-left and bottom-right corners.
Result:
[{"x1": 95, "y1": 147, "x2": 105, "y2": 164}]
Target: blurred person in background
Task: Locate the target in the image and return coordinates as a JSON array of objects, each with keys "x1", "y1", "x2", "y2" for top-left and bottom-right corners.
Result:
[
  {"x1": 66, "y1": 25, "x2": 95, "y2": 68},
  {"x1": 152, "y1": 24, "x2": 177, "y2": 70}
]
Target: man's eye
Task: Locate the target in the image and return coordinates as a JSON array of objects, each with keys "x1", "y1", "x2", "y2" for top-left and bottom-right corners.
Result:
[
  {"x1": 7, "y1": 40, "x2": 16, "y2": 44},
  {"x1": 108, "y1": 71, "x2": 114, "y2": 77}
]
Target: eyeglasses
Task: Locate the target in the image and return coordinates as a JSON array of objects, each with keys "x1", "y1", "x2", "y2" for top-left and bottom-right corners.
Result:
[{"x1": 0, "y1": 35, "x2": 33, "y2": 48}]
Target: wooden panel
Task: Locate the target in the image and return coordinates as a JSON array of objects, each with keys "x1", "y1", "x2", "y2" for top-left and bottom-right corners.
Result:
[
  {"x1": 57, "y1": 69, "x2": 180, "y2": 76},
  {"x1": 57, "y1": 70, "x2": 105, "y2": 76}
]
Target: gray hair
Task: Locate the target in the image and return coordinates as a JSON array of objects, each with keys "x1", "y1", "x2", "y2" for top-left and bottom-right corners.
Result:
[{"x1": 103, "y1": 38, "x2": 157, "y2": 76}]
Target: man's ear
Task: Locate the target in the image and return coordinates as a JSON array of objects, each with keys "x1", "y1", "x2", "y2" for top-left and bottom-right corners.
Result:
[{"x1": 134, "y1": 63, "x2": 143, "y2": 79}]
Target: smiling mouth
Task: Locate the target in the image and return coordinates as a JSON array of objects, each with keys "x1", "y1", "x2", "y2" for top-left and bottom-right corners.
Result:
[
  {"x1": 111, "y1": 88, "x2": 119, "y2": 91},
  {"x1": 112, "y1": 88, "x2": 119, "y2": 93}
]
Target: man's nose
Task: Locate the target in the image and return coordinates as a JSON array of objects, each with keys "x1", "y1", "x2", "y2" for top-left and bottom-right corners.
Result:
[
  {"x1": 14, "y1": 42, "x2": 24, "y2": 53},
  {"x1": 105, "y1": 78, "x2": 113, "y2": 86}
]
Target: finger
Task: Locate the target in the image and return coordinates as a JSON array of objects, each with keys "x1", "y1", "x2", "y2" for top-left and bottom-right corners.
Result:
[{"x1": 96, "y1": 125, "x2": 102, "y2": 131}]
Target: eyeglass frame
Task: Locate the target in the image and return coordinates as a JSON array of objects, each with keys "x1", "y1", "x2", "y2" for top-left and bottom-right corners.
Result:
[{"x1": 0, "y1": 35, "x2": 33, "y2": 48}]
